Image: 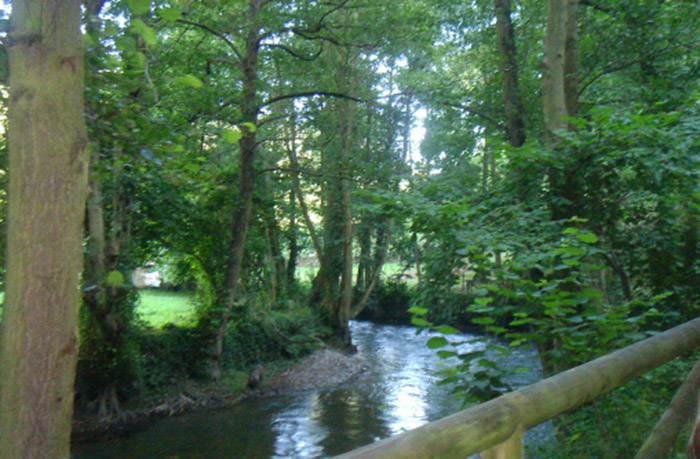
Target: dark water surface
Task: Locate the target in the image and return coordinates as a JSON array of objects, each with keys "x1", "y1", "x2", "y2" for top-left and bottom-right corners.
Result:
[{"x1": 72, "y1": 321, "x2": 549, "y2": 458}]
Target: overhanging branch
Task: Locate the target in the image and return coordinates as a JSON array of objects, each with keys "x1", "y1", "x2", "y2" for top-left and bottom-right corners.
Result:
[
  {"x1": 259, "y1": 91, "x2": 366, "y2": 111},
  {"x1": 176, "y1": 19, "x2": 244, "y2": 65}
]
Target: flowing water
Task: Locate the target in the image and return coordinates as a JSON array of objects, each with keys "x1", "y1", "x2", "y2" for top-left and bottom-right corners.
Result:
[{"x1": 72, "y1": 321, "x2": 550, "y2": 458}]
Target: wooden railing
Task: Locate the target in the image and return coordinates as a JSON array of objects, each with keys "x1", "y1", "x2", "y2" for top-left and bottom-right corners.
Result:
[{"x1": 336, "y1": 317, "x2": 700, "y2": 459}]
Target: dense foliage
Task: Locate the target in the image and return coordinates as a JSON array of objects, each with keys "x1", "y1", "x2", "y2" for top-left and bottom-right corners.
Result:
[{"x1": 2, "y1": 0, "x2": 700, "y2": 455}]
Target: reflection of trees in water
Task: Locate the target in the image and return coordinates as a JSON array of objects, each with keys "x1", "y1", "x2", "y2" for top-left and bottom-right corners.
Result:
[{"x1": 316, "y1": 388, "x2": 392, "y2": 456}]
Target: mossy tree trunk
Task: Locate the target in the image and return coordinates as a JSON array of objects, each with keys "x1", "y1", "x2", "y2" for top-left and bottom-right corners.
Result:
[{"x1": 0, "y1": 0, "x2": 89, "y2": 456}]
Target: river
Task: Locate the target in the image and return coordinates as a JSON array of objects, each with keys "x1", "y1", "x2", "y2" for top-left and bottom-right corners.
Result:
[{"x1": 72, "y1": 320, "x2": 550, "y2": 458}]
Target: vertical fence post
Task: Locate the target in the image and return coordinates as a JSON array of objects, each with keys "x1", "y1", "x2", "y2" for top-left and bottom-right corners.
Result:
[{"x1": 479, "y1": 424, "x2": 524, "y2": 459}]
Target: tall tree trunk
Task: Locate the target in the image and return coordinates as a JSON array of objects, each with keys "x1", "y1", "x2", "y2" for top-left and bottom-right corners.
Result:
[
  {"x1": 83, "y1": 156, "x2": 136, "y2": 418},
  {"x1": 564, "y1": 0, "x2": 579, "y2": 122},
  {"x1": 494, "y1": 0, "x2": 526, "y2": 148},
  {"x1": 0, "y1": 0, "x2": 88, "y2": 456},
  {"x1": 316, "y1": 46, "x2": 358, "y2": 345},
  {"x1": 351, "y1": 221, "x2": 393, "y2": 319},
  {"x1": 356, "y1": 222, "x2": 372, "y2": 292},
  {"x1": 542, "y1": 0, "x2": 579, "y2": 222},
  {"x1": 402, "y1": 95, "x2": 413, "y2": 163},
  {"x1": 338, "y1": 96, "x2": 355, "y2": 345},
  {"x1": 286, "y1": 188, "x2": 299, "y2": 289},
  {"x1": 211, "y1": 0, "x2": 262, "y2": 379},
  {"x1": 542, "y1": 0, "x2": 569, "y2": 149},
  {"x1": 317, "y1": 139, "x2": 347, "y2": 339},
  {"x1": 285, "y1": 113, "x2": 323, "y2": 261},
  {"x1": 539, "y1": 0, "x2": 581, "y2": 378}
]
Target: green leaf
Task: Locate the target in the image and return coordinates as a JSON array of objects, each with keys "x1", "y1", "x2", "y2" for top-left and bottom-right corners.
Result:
[
  {"x1": 184, "y1": 163, "x2": 200, "y2": 173},
  {"x1": 174, "y1": 74, "x2": 204, "y2": 88},
  {"x1": 437, "y1": 375, "x2": 459, "y2": 386},
  {"x1": 474, "y1": 297, "x2": 494, "y2": 305},
  {"x1": 427, "y1": 336, "x2": 449, "y2": 349},
  {"x1": 222, "y1": 128, "x2": 243, "y2": 144},
  {"x1": 509, "y1": 318, "x2": 535, "y2": 326},
  {"x1": 437, "y1": 350, "x2": 457, "y2": 359},
  {"x1": 435, "y1": 324, "x2": 461, "y2": 335},
  {"x1": 580, "y1": 288, "x2": 603, "y2": 299},
  {"x1": 411, "y1": 317, "x2": 431, "y2": 327},
  {"x1": 131, "y1": 19, "x2": 157, "y2": 46},
  {"x1": 407, "y1": 306, "x2": 428, "y2": 316},
  {"x1": 576, "y1": 233, "x2": 599, "y2": 243},
  {"x1": 241, "y1": 122, "x2": 257, "y2": 133},
  {"x1": 651, "y1": 291, "x2": 673, "y2": 303},
  {"x1": 156, "y1": 7, "x2": 182, "y2": 21},
  {"x1": 472, "y1": 317, "x2": 495, "y2": 325},
  {"x1": 561, "y1": 246, "x2": 586, "y2": 257},
  {"x1": 128, "y1": 0, "x2": 151, "y2": 15},
  {"x1": 106, "y1": 271, "x2": 125, "y2": 288}
]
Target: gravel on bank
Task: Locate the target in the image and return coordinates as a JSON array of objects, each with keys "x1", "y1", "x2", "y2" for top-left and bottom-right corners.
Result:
[{"x1": 260, "y1": 348, "x2": 367, "y2": 394}]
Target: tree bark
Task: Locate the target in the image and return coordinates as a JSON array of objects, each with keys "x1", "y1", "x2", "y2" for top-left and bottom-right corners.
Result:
[
  {"x1": 542, "y1": 0, "x2": 569, "y2": 149},
  {"x1": 494, "y1": 0, "x2": 526, "y2": 148},
  {"x1": 0, "y1": 0, "x2": 89, "y2": 456},
  {"x1": 564, "y1": 0, "x2": 579, "y2": 123},
  {"x1": 286, "y1": 190, "x2": 299, "y2": 289},
  {"x1": 542, "y1": 0, "x2": 579, "y2": 222}
]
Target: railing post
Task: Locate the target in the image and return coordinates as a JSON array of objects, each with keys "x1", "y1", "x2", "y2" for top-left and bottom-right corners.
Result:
[{"x1": 479, "y1": 424, "x2": 524, "y2": 459}]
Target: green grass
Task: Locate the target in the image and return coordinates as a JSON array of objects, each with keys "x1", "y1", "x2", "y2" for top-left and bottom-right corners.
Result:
[{"x1": 137, "y1": 290, "x2": 196, "y2": 328}]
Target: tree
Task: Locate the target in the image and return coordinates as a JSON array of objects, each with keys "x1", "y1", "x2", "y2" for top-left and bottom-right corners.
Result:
[
  {"x1": 542, "y1": 0, "x2": 579, "y2": 222},
  {"x1": 0, "y1": 0, "x2": 89, "y2": 456},
  {"x1": 494, "y1": 0, "x2": 526, "y2": 148}
]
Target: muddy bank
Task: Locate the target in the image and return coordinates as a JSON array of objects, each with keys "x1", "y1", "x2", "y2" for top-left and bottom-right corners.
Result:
[{"x1": 72, "y1": 348, "x2": 366, "y2": 442}]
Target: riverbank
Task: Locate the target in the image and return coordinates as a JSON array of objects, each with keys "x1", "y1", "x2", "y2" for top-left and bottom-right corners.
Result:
[{"x1": 72, "y1": 347, "x2": 367, "y2": 442}]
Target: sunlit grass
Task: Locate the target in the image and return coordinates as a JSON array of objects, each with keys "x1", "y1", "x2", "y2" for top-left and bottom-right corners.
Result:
[{"x1": 137, "y1": 289, "x2": 196, "y2": 328}]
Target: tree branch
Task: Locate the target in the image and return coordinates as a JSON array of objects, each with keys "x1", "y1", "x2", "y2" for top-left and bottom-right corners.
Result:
[
  {"x1": 176, "y1": 19, "x2": 244, "y2": 64},
  {"x1": 206, "y1": 57, "x2": 240, "y2": 75},
  {"x1": 259, "y1": 91, "x2": 365, "y2": 111},
  {"x1": 262, "y1": 43, "x2": 323, "y2": 61},
  {"x1": 441, "y1": 102, "x2": 504, "y2": 129}
]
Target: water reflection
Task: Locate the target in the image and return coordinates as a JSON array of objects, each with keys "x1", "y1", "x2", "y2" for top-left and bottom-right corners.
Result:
[{"x1": 72, "y1": 321, "x2": 546, "y2": 458}]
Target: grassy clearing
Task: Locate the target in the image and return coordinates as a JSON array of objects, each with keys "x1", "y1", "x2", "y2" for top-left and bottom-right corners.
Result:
[
  {"x1": 136, "y1": 263, "x2": 417, "y2": 328},
  {"x1": 137, "y1": 290, "x2": 196, "y2": 328}
]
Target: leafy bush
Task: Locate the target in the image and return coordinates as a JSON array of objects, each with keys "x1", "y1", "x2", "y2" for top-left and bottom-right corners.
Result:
[
  {"x1": 222, "y1": 304, "x2": 323, "y2": 369},
  {"x1": 356, "y1": 280, "x2": 415, "y2": 324},
  {"x1": 134, "y1": 325, "x2": 209, "y2": 391}
]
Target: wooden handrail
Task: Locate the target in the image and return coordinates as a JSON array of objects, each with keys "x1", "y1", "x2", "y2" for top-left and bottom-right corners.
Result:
[{"x1": 335, "y1": 317, "x2": 700, "y2": 459}]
